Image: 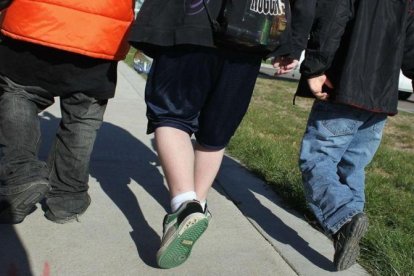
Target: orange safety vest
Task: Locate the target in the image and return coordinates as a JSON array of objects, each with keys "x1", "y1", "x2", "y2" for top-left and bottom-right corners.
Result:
[{"x1": 0, "y1": 0, "x2": 134, "y2": 60}]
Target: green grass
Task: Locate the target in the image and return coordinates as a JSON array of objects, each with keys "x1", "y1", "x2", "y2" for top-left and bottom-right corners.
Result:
[
  {"x1": 226, "y1": 77, "x2": 414, "y2": 276},
  {"x1": 124, "y1": 47, "x2": 136, "y2": 68}
]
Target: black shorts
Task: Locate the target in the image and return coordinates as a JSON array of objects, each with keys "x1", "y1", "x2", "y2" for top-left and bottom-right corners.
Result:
[{"x1": 145, "y1": 46, "x2": 261, "y2": 149}]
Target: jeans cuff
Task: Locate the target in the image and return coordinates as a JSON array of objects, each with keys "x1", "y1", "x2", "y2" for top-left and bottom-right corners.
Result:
[{"x1": 326, "y1": 209, "x2": 360, "y2": 234}]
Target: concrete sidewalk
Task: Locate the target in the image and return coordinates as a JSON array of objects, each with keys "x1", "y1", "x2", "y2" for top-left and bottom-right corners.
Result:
[{"x1": 0, "y1": 63, "x2": 368, "y2": 276}]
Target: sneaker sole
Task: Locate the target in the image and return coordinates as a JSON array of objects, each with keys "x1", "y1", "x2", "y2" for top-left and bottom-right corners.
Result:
[
  {"x1": 0, "y1": 181, "x2": 50, "y2": 224},
  {"x1": 157, "y1": 213, "x2": 209, "y2": 269},
  {"x1": 335, "y1": 215, "x2": 369, "y2": 271},
  {"x1": 44, "y1": 196, "x2": 91, "y2": 224}
]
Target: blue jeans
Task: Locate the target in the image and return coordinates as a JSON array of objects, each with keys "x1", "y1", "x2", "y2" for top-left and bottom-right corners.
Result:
[
  {"x1": 299, "y1": 100, "x2": 387, "y2": 234},
  {"x1": 0, "y1": 76, "x2": 107, "y2": 197}
]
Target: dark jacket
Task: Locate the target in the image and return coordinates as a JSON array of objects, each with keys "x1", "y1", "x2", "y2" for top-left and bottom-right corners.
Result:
[
  {"x1": 129, "y1": 0, "x2": 291, "y2": 58},
  {"x1": 289, "y1": 0, "x2": 317, "y2": 60},
  {"x1": 297, "y1": 0, "x2": 414, "y2": 115}
]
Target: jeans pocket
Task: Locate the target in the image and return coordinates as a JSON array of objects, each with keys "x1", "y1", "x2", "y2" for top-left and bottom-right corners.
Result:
[
  {"x1": 311, "y1": 101, "x2": 359, "y2": 136},
  {"x1": 321, "y1": 118, "x2": 358, "y2": 136}
]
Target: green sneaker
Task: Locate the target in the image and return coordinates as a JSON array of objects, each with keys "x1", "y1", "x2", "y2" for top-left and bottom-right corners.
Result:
[{"x1": 156, "y1": 200, "x2": 209, "y2": 269}]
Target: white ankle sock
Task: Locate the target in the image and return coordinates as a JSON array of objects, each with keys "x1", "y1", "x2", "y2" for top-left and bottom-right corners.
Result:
[
  {"x1": 199, "y1": 200, "x2": 206, "y2": 211},
  {"x1": 171, "y1": 191, "x2": 197, "y2": 212}
]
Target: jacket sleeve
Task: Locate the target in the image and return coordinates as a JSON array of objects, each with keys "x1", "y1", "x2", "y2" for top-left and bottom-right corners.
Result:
[
  {"x1": 402, "y1": 6, "x2": 414, "y2": 81},
  {"x1": 266, "y1": 0, "x2": 292, "y2": 59},
  {"x1": 289, "y1": 0, "x2": 317, "y2": 60},
  {"x1": 0, "y1": 0, "x2": 13, "y2": 11},
  {"x1": 300, "y1": 0, "x2": 355, "y2": 78}
]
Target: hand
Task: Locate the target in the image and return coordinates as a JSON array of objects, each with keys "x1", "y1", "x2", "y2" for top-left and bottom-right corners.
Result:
[
  {"x1": 272, "y1": 57, "x2": 299, "y2": 75},
  {"x1": 307, "y1": 75, "x2": 334, "y2": 101}
]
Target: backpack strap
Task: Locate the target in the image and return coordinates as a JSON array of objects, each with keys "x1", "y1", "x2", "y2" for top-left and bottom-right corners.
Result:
[{"x1": 202, "y1": 0, "x2": 225, "y2": 32}]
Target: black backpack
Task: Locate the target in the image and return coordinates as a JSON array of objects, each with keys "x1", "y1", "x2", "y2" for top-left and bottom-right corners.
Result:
[{"x1": 203, "y1": 0, "x2": 291, "y2": 53}]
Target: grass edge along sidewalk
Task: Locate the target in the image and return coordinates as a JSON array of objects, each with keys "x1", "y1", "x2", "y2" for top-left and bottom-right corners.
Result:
[{"x1": 227, "y1": 77, "x2": 414, "y2": 276}]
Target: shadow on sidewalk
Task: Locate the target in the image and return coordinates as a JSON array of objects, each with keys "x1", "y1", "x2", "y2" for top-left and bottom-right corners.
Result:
[
  {"x1": 89, "y1": 119, "x2": 169, "y2": 268},
  {"x1": 0, "y1": 225, "x2": 34, "y2": 276},
  {"x1": 39, "y1": 112, "x2": 169, "y2": 268},
  {"x1": 215, "y1": 156, "x2": 336, "y2": 272},
  {"x1": 89, "y1": 122, "x2": 335, "y2": 270},
  {"x1": 37, "y1": 111, "x2": 333, "y2": 270}
]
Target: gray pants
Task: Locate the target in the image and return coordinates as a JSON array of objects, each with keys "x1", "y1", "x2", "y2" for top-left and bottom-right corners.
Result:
[{"x1": 0, "y1": 76, "x2": 107, "y2": 197}]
